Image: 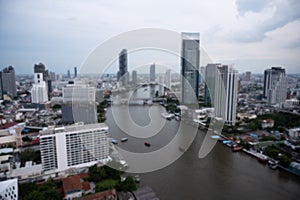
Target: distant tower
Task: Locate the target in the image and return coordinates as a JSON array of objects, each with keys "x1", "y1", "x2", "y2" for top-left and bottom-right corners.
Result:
[
  {"x1": 243, "y1": 71, "x2": 251, "y2": 81},
  {"x1": 0, "y1": 66, "x2": 17, "y2": 98},
  {"x1": 74, "y1": 67, "x2": 77, "y2": 78},
  {"x1": 67, "y1": 70, "x2": 71, "y2": 79},
  {"x1": 164, "y1": 69, "x2": 171, "y2": 90},
  {"x1": 200, "y1": 66, "x2": 206, "y2": 83},
  {"x1": 159, "y1": 76, "x2": 164, "y2": 96},
  {"x1": 132, "y1": 70, "x2": 137, "y2": 85},
  {"x1": 181, "y1": 32, "x2": 200, "y2": 104},
  {"x1": 263, "y1": 67, "x2": 287, "y2": 105},
  {"x1": 118, "y1": 49, "x2": 128, "y2": 86},
  {"x1": 150, "y1": 63, "x2": 156, "y2": 83}
]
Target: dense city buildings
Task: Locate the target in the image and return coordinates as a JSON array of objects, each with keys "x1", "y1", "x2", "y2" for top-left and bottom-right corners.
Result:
[
  {"x1": 243, "y1": 71, "x2": 251, "y2": 82},
  {"x1": 181, "y1": 32, "x2": 200, "y2": 104},
  {"x1": 0, "y1": 66, "x2": 17, "y2": 98},
  {"x1": 118, "y1": 49, "x2": 128, "y2": 86},
  {"x1": 263, "y1": 67, "x2": 287, "y2": 105},
  {"x1": 39, "y1": 123, "x2": 109, "y2": 173}
]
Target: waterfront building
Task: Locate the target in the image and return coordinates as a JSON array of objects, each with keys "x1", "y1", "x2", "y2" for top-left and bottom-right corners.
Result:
[
  {"x1": 181, "y1": 32, "x2": 200, "y2": 104},
  {"x1": 0, "y1": 66, "x2": 17, "y2": 98},
  {"x1": 205, "y1": 64, "x2": 238, "y2": 125},
  {"x1": 150, "y1": 63, "x2": 156, "y2": 83},
  {"x1": 263, "y1": 67, "x2": 287, "y2": 105},
  {"x1": 39, "y1": 123, "x2": 109, "y2": 173},
  {"x1": 118, "y1": 49, "x2": 128, "y2": 86}
]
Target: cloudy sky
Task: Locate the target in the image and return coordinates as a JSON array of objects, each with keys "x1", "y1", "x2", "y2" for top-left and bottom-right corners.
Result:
[{"x1": 0, "y1": 0, "x2": 300, "y2": 74}]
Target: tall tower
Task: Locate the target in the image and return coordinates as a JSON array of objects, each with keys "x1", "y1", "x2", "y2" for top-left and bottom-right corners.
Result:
[
  {"x1": 181, "y1": 32, "x2": 200, "y2": 104},
  {"x1": 132, "y1": 70, "x2": 137, "y2": 85},
  {"x1": 205, "y1": 64, "x2": 238, "y2": 125},
  {"x1": 164, "y1": 69, "x2": 171, "y2": 90},
  {"x1": 31, "y1": 72, "x2": 48, "y2": 103},
  {"x1": 74, "y1": 67, "x2": 77, "y2": 78},
  {"x1": 263, "y1": 67, "x2": 287, "y2": 105},
  {"x1": 150, "y1": 63, "x2": 156, "y2": 83},
  {"x1": 118, "y1": 49, "x2": 128, "y2": 86},
  {"x1": 34, "y1": 63, "x2": 51, "y2": 99},
  {"x1": 0, "y1": 66, "x2": 17, "y2": 98},
  {"x1": 67, "y1": 70, "x2": 71, "y2": 79}
]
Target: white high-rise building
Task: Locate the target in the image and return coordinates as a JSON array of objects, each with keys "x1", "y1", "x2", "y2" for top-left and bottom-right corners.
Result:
[
  {"x1": 263, "y1": 67, "x2": 287, "y2": 105},
  {"x1": 31, "y1": 72, "x2": 48, "y2": 103},
  {"x1": 205, "y1": 64, "x2": 238, "y2": 125},
  {"x1": 39, "y1": 123, "x2": 109, "y2": 173}
]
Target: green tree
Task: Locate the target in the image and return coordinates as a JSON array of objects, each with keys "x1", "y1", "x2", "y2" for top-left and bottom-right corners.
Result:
[
  {"x1": 116, "y1": 176, "x2": 136, "y2": 192},
  {"x1": 279, "y1": 154, "x2": 292, "y2": 168}
]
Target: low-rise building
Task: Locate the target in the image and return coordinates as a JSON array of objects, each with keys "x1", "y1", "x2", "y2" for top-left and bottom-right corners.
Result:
[
  {"x1": 261, "y1": 119, "x2": 274, "y2": 129},
  {"x1": 288, "y1": 127, "x2": 300, "y2": 140}
]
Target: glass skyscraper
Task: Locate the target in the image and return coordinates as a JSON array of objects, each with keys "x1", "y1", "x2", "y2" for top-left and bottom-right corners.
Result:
[{"x1": 181, "y1": 32, "x2": 200, "y2": 104}]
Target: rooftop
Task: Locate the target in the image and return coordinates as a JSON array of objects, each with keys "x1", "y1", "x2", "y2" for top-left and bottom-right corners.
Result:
[{"x1": 39, "y1": 123, "x2": 108, "y2": 136}]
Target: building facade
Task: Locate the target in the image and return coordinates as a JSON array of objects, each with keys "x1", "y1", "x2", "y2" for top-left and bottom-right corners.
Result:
[
  {"x1": 205, "y1": 64, "x2": 238, "y2": 125},
  {"x1": 263, "y1": 67, "x2": 287, "y2": 105},
  {"x1": 39, "y1": 123, "x2": 109, "y2": 173},
  {"x1": 118, "y1": 49, "x2": 128, "y2": 86},
  {"x1": 164, "y1": 69, "x2": 171, "y2": 90},
  {"x1": 0, "y1": 66, "x2": 17, "y2": 98},
  {"x1": 132, "y1": 70, "x2": 137, "y2": 85},
  {"x1": 62, "y1": 83, "x2": 97, "y2": 124},
  {"x1": 150, "y1": 63, "x2": 156, "y2": 83},
  {"x1": 31, "y1": 72, "x2": 49, "y2": 103},
  {"x1": 181, "y1": 32, "x2": 200, "y2": 104}
]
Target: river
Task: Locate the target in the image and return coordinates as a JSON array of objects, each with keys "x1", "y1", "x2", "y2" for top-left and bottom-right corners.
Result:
[{"x1": 105, "y1": 86, "x2": 300, "y2": 200}]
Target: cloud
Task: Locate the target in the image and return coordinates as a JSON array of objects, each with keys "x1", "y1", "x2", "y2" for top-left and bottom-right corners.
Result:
[
  {"x1": 236, "y1": 0, "x2": 271, "y2": 15},
  {"x1": 232, "y1": 0, "x2": 300, "y2": 42}
]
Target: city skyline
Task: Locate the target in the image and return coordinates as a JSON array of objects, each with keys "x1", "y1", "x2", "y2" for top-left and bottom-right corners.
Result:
[{"x1": 0, "y1": 0, "x2": 300, "y2": 74}]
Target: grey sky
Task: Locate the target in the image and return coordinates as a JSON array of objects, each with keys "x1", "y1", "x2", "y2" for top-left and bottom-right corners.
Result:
[{"x1": 0, "y1": 0, "x2": 299, "y2": 74}]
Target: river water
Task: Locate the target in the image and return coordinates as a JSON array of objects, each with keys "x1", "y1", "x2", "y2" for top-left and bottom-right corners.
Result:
[{"x1": 105, "y1": 86, "x2": 300, "y2": 200}]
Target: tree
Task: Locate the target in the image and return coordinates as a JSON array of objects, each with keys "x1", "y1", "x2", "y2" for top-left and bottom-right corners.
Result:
[
  {"x1": 20, "y1": 148, "x2": 41, "y2": 166},
  {"x1": 279, "y1": 154, "x2": 292, "y2": 168},
  {"x1": 116, "y1": 176, "x2": 136, "y2": 192},
  {"x1": 22, "y1": 136, "x2": 32, "y2": 142}
]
